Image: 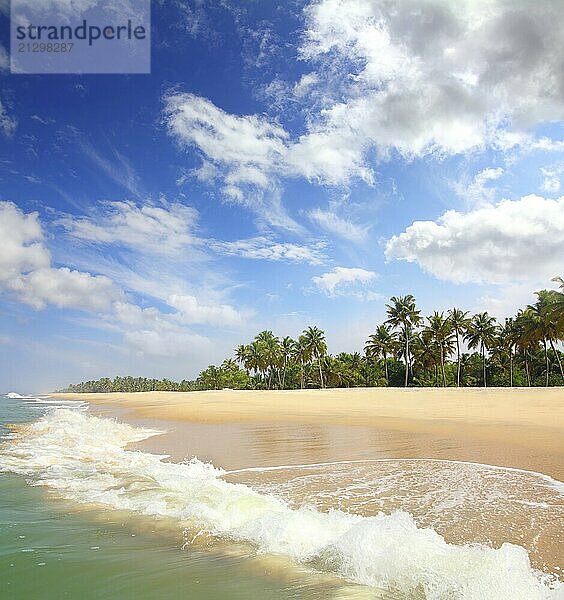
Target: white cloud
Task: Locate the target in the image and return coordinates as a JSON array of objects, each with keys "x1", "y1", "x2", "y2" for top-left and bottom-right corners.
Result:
[
  {"x1": 163, "y1": 92, "x2": 300, "y2": 229},
  {"x1": 295, "y1": 0, "x2": 564, "y2": 166},
  {"x1": 308, "y1": 208, "x2": 369, "y2": 242},
  {"x1": 540, "y1": 164, "x2": 563, "y2": 194},
  {"x1": 0, "y1": 201, "x2": 121, "y2": 311},
  {"x1": 385, "y1": 194, "x2": 564, "y2": 284},
  {"x1": 80, "y1": 141, "x2": 142, "y2": 197},
  {"x1": 60, "y1": 200, "x2": 198, "y2": 254},
  {"x1": 168, "y1": 294, "x2": 243, "y2": 327},
  {"x1": 0, "y1": 202, "x2": 50, "y2": 280},
  {"x1": 124, "y1": 328, "x2": 211, "y2": 358},
  {"x1": 453, "y1": 167, "x2": 504, "y2": 207},
  {"x1": 163, "y1": 92, "x2": 372, "y2": 227},
  {"x1": 312, "y1": 266, "x2": 378, "y2": 299},
  {"x1": 210, "y1": 236, "x2": 326, "y2": 265},
  {"x1": 13, "y1": 267, "x2": 118, "y2": 311},
  {"x1": 0, "y1": 101, "x2": 16, "y2": 137}
]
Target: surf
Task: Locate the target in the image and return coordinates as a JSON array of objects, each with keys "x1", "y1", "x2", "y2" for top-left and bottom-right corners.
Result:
[{"x1": 0, "y1": 408, "x2": 561, "y2": 599}]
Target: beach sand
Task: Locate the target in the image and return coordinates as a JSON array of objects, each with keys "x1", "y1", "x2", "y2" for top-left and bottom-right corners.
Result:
[{"x1": 54, "y1": 387, "x2": 564, "y2": 480}]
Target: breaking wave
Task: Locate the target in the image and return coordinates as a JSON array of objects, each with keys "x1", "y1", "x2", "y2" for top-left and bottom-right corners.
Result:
[{"x1": 0, "y1": 409, "x2": 561, "y2": 599}]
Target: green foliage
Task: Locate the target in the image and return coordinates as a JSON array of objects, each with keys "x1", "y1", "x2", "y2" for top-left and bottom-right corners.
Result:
[{"x1": 59, "y1": 277, "x2": 564, "y2": 393}]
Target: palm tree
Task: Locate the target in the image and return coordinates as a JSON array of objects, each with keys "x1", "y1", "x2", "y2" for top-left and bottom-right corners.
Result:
[
  {"x1": 279, "y1": 336, "x2": 295, "y2": 389},
  {"x1": 448, "y1": 308, "x2": 470, "y2": 387},
  {"x1": 546, "y1": 276, "x2": 564, "y2": 332},
  {"x1": 424, "y1": 312, "x2": 455, "y2": 386},
  {"x1": 465, "y1": 312, "x2": 498, "y2": 387},
  {"x1": 302, "y1": 326, "x2": 328, "y2": 388},
  {"x1": 385, "y1": 295, "x2": 421, "y2": 386},
  {"x1": 293, "y1": 335, "x2": 311, "y2": 389},
  {"x1": 411, "y1": 333, "x2": 440, "y2": 384},
  {"x1": 364, "y1": 324, "x2": 396, "y2": 384},
  {"x1": 527, "y1": 290, "x2": 564, "y2": 385},
  {"x1": 499, "y1": 318, "x2": 518, "y2": 387},
  {"x1": 514, "y1": 310, "x2": 536, "y2": 386}
]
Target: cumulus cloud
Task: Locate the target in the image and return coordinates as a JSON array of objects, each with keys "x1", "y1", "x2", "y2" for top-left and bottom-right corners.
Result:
[
  {"x1": 210, "y1": 236, "x2": 326, "y2": 265},
  {"x1": 312, "y1": 266, "x2": 378, "y2": 299},
  {"x1": 296, "y1": 0, "x2": 564, "y2": 163},
  {"x1": 163, "y1": 1, "x2": 564, "y2": 232},
  {"x1": 0, "y1": 202, "x2": 121, "y2": 311},
  {"x1": 60, "y1": 200, "x2": 198, "y2": 254},
  {"x1": 308, "y1": 208, "x2": 369, "y2": 242},
  {"x1": 385, "y1": 194, "x2": 564, "y2": 284}
]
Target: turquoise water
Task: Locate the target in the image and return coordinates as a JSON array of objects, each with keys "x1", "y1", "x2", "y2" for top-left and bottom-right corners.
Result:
[
  {"x1": 0, "y1": 397, "x2": 325, "y2": 600},
  {"x1": 0, "y1": 395, "x2": 562, "y2": 599}
]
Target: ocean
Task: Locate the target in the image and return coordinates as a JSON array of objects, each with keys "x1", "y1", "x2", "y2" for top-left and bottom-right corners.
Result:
[{"x1": 0, "y1": 394, "x2": 562, "y2": 599}]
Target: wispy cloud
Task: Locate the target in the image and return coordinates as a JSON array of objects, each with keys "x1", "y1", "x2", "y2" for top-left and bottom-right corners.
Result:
[
  {"x1": 210, "y1": 236, "x2": 327, "y2": 265},
  {"x1": 308, "y1": 208, "x2": 369, "y2": 243}
]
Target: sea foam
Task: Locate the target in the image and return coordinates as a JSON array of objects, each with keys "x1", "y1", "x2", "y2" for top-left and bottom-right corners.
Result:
[{"x1": 0, "y1": 408, "x2": 561, "y2": 599}]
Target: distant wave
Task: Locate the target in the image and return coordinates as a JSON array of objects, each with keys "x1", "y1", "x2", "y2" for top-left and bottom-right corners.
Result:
[{"x1": 0, "y1": 409, "x2": 561, "y2": 599}]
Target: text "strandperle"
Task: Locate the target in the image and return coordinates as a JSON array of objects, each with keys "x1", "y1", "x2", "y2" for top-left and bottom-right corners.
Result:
[{"x1": 16, "y1": 19, "x2": 147, "y2": 46}]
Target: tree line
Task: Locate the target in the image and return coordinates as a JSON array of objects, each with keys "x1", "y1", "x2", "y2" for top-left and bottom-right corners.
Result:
[{"x1": 59, "y1": 277, "x2": 564, "y2": 393}]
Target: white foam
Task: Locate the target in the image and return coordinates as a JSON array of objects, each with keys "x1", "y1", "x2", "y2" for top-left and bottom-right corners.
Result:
[
  {"x1": 227, "y1": 458, "x2": 564, "y2": 497},
  {"x1": 0, "y1": 409, "x2": 561, "y2": 599}
]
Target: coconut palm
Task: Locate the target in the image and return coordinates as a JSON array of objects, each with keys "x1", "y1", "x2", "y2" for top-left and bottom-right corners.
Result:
[
  {"x1": 465, "y1": 312, "x2": 498, "y2": 387},
  {"x1": 279, "y1": 336, "x2": 295, "y2": 389},
  {"x1": 364, "y1": 324, "x2": 396, "y2": 384},
  {"x1": 293, "y1": 335, "x2": 311, "y2": 389},
  {"x1": 302, "y1": 326, "x2": 328, "y2": 388},
  {"x1": 412, "y1": 333, "x2": 440, "y2": 384},
  {"x1": 447, "y1": 308, "x2": 470, "y2": 387},
  {"x1": 514, "y1": 310, "x2": 536, "y2": 386},
  {"x1": 546, "y1": 276, "x2": 564, "y2": 333},
  {"x1": 385, "y1": 295, "x2": 421, "y2": 386},
  {"x1": 424, "y1": 312, "x2": 455, "y2": 386},
  {"x1": 526, "y1": 290, "x2": 564, "y2": 385}
]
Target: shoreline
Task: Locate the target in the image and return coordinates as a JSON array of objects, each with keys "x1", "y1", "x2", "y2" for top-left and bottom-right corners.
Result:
[{"x1": 53, "y1": 387, "x2": 564, "y2": 479}]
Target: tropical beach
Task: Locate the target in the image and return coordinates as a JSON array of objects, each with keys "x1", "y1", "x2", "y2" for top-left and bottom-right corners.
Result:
[
  {"x1": 55, "y1": 387, "x2": 564, "y2": 478},
  {"x1": 0, "y1": 387, "x2": 561, "y2": 599},
  {"x1": 2, "y1": 0, "x2": 564, "y2": 598}
]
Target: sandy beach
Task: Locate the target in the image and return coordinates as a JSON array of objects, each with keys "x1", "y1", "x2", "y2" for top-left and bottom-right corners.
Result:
[{"x1": 54, "y1": 387, "x2": 564, "y2": 480}]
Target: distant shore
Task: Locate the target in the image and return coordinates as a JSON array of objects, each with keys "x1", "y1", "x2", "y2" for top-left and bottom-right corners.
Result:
[{"x1": 53, "y1": 387, "x2": 564, "y2": 479}]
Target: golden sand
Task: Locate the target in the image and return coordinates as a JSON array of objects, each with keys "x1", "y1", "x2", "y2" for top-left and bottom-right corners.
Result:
[{"x1": 54, "y1": 387, "x2": 564, "y2": 479}]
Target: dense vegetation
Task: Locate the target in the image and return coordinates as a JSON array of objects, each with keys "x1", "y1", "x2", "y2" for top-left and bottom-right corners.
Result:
[{"x1": 60, "y1": 278, "x2": 564, "y2": 392}]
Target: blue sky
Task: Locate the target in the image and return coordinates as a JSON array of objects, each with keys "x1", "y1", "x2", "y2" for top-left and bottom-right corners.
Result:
[{"x1": 1, "y1": 0, "x2": 563, "y2": 392}]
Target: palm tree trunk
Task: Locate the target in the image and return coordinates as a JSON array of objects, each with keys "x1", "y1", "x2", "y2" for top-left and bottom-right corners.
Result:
[
  {"x1": 441, "y1": 346, "x2": 446, "y2": 387},
  {"x1": 548, "y1": 338, "x2": 564, "y2": 382},
  {"x1": 384, "y1": 352, "x2": 389, "y2": 384},
  {"x1": 524, "y1": 349, "x2": 531, "y2": 386},
  {"x1": 482, "y1": 343, "x2": 487, "y2": 388},
  {"x1": 456, "y1": 333, "x2": 461, "y2": 387},
  {"x1": 318, "y1": 357, "x2": 324, "y2": 389},
  {"x1": 404, "y1": 328, "x2": 409, "y2": 387},
  {"x1": 509, "y1": 348, "x2": 513, "y2": 387},
  {"x1": 300, "y1": 361, "x2": 304, "y2": 389},
  {"x1": 543, "y1": 338, "x2": 549, "y2": 387}
]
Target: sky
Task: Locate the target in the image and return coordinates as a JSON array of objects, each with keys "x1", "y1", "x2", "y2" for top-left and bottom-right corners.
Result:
[{"x1": 1, "y1": 0, "x2": 563, "y2": 392}]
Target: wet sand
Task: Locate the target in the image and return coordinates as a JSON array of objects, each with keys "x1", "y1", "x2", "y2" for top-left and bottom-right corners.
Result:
[{"x1": 54, "y1": 387, "x2": 564, "y2": 480}]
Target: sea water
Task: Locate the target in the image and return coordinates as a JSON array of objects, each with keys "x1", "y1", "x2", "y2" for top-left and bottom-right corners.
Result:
[{"x1": 0, "y1": 395, "x2": 562, "y2": 599}]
